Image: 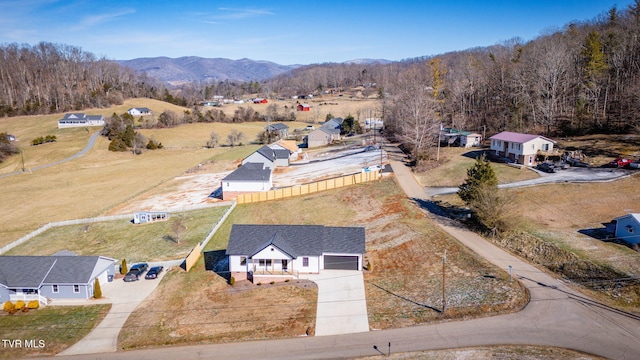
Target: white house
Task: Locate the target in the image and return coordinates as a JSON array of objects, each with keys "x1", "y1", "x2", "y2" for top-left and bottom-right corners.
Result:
[
  {"x1": 57, "y1": 113, "x2": 105, "y2": 129},
  {"x1": 221, "y1": 163, "x2": 272, "y2": 200},
  {"x1": 226, "y1": 224, "x2": 366, "y2": 283},
  {"x1": 242, "y1": 146, "x2": 277, "y2": 169},
  {"x1": 269, "y1": 140, "x2": 300, "y2": 162},
  {"x1": 127, "y1": 107, "x2": 152, "y2": 116},
  {"x1": 0, "y1": 255, "x2": 116, "y2": 306},
  {"x1": 613, "y1": 213, "x2": 640, "y2": 245},
  {"x1": 489, "y1": 131, "x2": 556, "y2": 165}
]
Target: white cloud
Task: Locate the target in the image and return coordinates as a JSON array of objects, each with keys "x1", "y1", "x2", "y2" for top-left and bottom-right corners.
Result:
[
  {"x1": 70, "y1": 8, "x2": 135, "y2": 31},
  {"x1": 213, "y1": 7, "x2": 274, "y2": 20}
]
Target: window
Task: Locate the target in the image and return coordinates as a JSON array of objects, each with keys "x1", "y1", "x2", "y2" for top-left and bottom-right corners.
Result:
[
  {"x1": 240, "y1": 257, "x2": 247, "y2": 266},
  {"x1": 266, "y1": 259, "x2": 272, "y2": 267},
  {"x1": 73, "y1": 285, "x2": 80, "y2": 293},
  {"x1": 627, "y1": 225, "x2": 634, "y2": 234},
  {"x1": 303, "y1": 257, "x2": 309, "y2": 267},
  {"x1": 259, "y1": 259, "x2": 265, "y2": 267},
  {"x1": 52, "y1": 285, "x2": 59, "y2": 293},
  {"x1": 542, "y1": 143, "x2": 550, "y2": 151}
]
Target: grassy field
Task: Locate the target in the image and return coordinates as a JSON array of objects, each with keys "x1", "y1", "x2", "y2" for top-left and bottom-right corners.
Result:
[
  {"x1": 118, "y1": 177, "x2": 527, "y2": 350},
  {"x1": 425, "y1": 138, "x2": 640, "y2": 311},
  {"x1": 4, "y1": 206, "x2": 231, "y2": 262},
  {"x1": 0, "y1": 304, "x2": 111, "y2": 359},
  {"x1": 415, "y1": 147, "x2": 539, "y2": 187}
]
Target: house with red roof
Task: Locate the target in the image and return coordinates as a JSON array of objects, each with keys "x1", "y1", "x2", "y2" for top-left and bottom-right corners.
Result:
[{"x1": 489, "y1": 131, "x2": 556, "y2": 166}]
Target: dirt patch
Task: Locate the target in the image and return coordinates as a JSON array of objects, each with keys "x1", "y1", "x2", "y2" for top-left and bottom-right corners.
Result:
[{"x1": 118, "y1": 265, "x2": 318, "y2": 349}]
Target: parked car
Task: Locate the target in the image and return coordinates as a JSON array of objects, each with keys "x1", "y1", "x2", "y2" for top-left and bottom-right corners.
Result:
[
  {"x1": 629, "y1": 161, "x2": 640, "y2": 169},
  {"x1": 123, "y1": 263, "x2": 149, "y2": 282},
  {"x1": 608, "y1": 158, "x2": 633, "y2": 168},
  {"x1": 536, "y1": 162, "x2": 558, "y2": 173},
  {"x1": 145, "y1": 266, "x2": 164, "y2": 280},
  {"x1": 566, "y1": 158, "x2": 589, "y2": 167}
]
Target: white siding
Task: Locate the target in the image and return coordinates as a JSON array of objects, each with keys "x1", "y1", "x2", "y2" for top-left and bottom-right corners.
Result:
[
  {"x1": 242, "y1": 153, "x2": 274, "y2": 169},
  {"x1": 222, "y1": 179, "x2": 271, "y2": 193},
  {"x1": 615, "y1": 215, "x2": 640, "y2": 245}
]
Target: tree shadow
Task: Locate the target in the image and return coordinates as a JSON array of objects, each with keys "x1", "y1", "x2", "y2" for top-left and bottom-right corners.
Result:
[
  {"x1": 203, "y1": 250, "x2": 230, "y2": 282},
  {"x1": 162, "y1": 234, "x2": 178, "y2": 244},
  {"x1": 462, "y1": 149, "x2": 488, "y2": 160}
]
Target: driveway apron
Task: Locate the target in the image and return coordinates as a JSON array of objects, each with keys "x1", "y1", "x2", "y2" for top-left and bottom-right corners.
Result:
[{"x1": 300, "y1": 270, "x2": 369, "y2": 336}]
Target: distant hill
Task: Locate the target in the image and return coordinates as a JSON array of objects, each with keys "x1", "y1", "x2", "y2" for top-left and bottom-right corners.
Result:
[
  {"x1": 342, "y1": 58, "x2": 393, "y2": 65},
  {"x1": 117, "y1": 56, "x2": 300, "y2": 84}
]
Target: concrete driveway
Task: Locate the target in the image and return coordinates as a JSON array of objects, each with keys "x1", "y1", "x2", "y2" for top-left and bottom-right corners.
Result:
[
  {"x1": 55, "y1": 263, "x2": 174, "y2": 356},
  {"x1": 299, "y1": 270, "x2": 369, "y2": 336}
]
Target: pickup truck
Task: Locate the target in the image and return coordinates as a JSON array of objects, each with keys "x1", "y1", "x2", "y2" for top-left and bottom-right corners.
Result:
[{"x1": 608, "y1": 158, "x2": 633, "y2": 168}]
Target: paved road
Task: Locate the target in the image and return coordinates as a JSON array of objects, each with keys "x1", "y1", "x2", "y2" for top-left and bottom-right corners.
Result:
[
  {"x1": 48, "y1": 159, "x2": 640, "y2": 360},
  {"x1": 0, "y1": 130, "x2": 101, "y2": 179},
  {"x1": 426, "y1": 166, "x2": 632, "y2": 196}
]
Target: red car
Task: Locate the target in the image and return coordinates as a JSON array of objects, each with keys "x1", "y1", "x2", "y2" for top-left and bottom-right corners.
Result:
[{"x1": 609, "y1": 158, "x2": 633, "y2": 168}]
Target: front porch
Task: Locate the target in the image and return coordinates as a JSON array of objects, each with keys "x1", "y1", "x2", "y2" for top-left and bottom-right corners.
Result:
[{"x1": 10, "y1": 293, "x2": 48, "y2": 306}]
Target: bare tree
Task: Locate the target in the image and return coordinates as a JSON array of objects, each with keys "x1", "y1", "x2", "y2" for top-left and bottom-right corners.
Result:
[
  {"x1": 227, "y1": 129, "x2": 245, "y2": 146},
  {"x1": 206, "y1": 131, "x2": 220, "y2": 148},
  {"x1": 171, "y1": 217, "x2": 187, "y2": 244}
]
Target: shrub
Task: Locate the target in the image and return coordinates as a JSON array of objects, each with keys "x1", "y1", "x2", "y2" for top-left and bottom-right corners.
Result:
[
  {"x1": 366, "y1": 260, "x2": 372, "y2": 271},
  {"x1": 94, "y1": 278, "x2": 102, "y2": 298},
  {"x1": 27, "y1": 300, "x2": 39, "y2": 309},
  {"x1": 229, "y1": 277, "x2": 235, "y2": 286},
  {"x1": 14, "y1": 300, "x2": 25, "y2": 310},
  {"x1": 120, "y1": 259, "x2": 128, "y2": 275},
  {"x1": 270, "y1": 281, "x2": 275, "y2": 285},
  {"x1": 3, "y1": 301, "x2": 14, "y2": 312}
]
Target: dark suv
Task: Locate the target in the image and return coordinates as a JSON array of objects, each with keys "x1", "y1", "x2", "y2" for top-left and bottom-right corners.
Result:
[{"x1": 123, "y1": 263, "x2": 149, "y2": 282}]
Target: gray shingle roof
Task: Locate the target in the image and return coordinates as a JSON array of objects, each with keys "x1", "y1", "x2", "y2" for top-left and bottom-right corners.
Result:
[
  {"x1": 222, "y1": 163, "x2": 271, "y2": 182},
  {"x1": 255, "y1": 146, "x2": 276, "y2": 162},
  {"x1": 266, "y1": 123, "x2": 289, "y2": 131},
  {"x1": 226, "y1": 224, "x2": 365, "y2": 258},
  {"x1": 273, "y1": 149, "x2": 290, "y2": 160},
  {"x1": 0, "y1": 256, "x2": 112, "y2": 288}
]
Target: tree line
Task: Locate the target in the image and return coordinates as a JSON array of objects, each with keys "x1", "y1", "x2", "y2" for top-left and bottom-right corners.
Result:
[{"x1": 0, "y1": 42, "x2": 160, "y2": 116}]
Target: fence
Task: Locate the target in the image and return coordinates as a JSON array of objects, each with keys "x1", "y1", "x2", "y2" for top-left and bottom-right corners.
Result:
[
  {"x1": 0, "y1": 202, "x2": 235, "y2": 255},
  {"x1": 236, "y1": 171, "x2": 380, "y2": 204}
]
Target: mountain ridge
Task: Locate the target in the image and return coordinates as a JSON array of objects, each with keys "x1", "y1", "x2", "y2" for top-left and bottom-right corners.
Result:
[{"x1": 117, "y1": 56, "x2": 391, "y2": 84}]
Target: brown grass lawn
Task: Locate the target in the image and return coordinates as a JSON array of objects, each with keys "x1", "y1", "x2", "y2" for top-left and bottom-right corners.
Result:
[
  {"x1": 4, "y1": 206, "x2": 231, "y2": 262},
  {"x1": 415, "y1": 147, "x2": 539, "y2": 187},
  {"x1": 0, "y1": 304, "x2": 111, "y2": 359},
  {"x1": 118, "y1": 177, "x2": 526, "y2": 350}
]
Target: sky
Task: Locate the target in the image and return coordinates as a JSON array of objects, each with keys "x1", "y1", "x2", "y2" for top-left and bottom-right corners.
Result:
[{"x1": 0, "y1": 0, "x2": 635, "y2": 65}]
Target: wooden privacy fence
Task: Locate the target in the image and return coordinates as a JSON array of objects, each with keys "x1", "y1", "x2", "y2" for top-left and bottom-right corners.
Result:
[{"x1": 237, "y1": 170, "x2": 380, "y2": 204}]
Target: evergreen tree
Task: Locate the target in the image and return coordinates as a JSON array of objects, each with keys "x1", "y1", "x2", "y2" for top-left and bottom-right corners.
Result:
[
  {"x1": 458, "y1": 155, "x2": 513, "y2": 234},
  {"x1": 122, "y1": 124, "x2": 135, "y2": 147},
  {"x1": 93, "y1": 278, "x2": 102, "y2": 298},
  {"x1": 458, "y1": 155, "x2": 498, "y2": 204},
  {"x1": 120, "y1": 259, "x2": 128, "y2": 275}
]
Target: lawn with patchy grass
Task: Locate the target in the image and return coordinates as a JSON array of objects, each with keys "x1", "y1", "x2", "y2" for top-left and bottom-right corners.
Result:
[
  {"x1": 0, "y1": 304, "x2": 110, "y2": 359},
  {"x1": 4, "y1": 206, "x2": 230, "y2": 262},
  {"x1": 415, "y1": 147, "x2": 539, "y2": 187},
  {"x1": 118, "y1": 178, "x2": 526, "y2": 350}
]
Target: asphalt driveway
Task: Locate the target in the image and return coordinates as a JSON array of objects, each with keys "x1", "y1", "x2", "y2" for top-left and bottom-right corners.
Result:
[{"x1": 300, "y1": 270, "x2": 370, "y2": 336}]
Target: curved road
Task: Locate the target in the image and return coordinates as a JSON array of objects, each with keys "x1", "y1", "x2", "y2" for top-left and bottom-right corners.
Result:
[
  {"x1": 0, "y1": 130, "x2": 101, "y2": 179},
  {"x1": 49, "y1": 159, "x2": 640, "y2": 359}
]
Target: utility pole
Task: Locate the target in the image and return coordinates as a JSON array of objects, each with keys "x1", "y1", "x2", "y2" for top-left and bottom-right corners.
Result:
[{"x1": 442, "y1": 249, "x2": 447, "y2": 314}]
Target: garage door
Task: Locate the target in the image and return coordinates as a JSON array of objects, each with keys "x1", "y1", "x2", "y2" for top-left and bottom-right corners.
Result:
[{"x1": 324, "y1": 255, "x2": 359, "y2": 270}]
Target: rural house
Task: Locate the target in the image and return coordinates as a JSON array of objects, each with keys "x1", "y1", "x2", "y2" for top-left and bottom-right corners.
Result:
[
  {"x1": 127, "y1": 107, "x2": 152, "y2": 116},
  {"x1": 305, "y1": 127, "x2": 341, "y2": 148},
  {"x1": 440, "y1": 128, "x2": 483, "y2": 148},
  {"x1": 612, "y1": 213, "x2": 640, "y2": 245},
  {"x1": 269, "y1": 139, "x2": 300, "y2": 162},
  {"x1": 242, "y1": 146, "x2": 277, "y2": 169},
  {"x1": 489, "y1": 131, "x2": 556, "y2": 165},
  {"x1": 323, "y1": 117, "x2": 344, "y2": 130},
  {"x1": 0, "y1": 255, "x2": 116, "y2": 306},
  {"x1": 57, "y1": 113, "x2": 105, "y2": 129},
  {"x1": 226, "y1": 224, "x2": 366, "y2": 283},
  {"x1": 296, "y1": 103, "x2": 311, "y2": 111},
  {"x1": 221, "y1": 162, "x2": 272, "y2": 200},
  {"x1": 265, "y1": 123, "x2": 290, "y2": 138}
]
